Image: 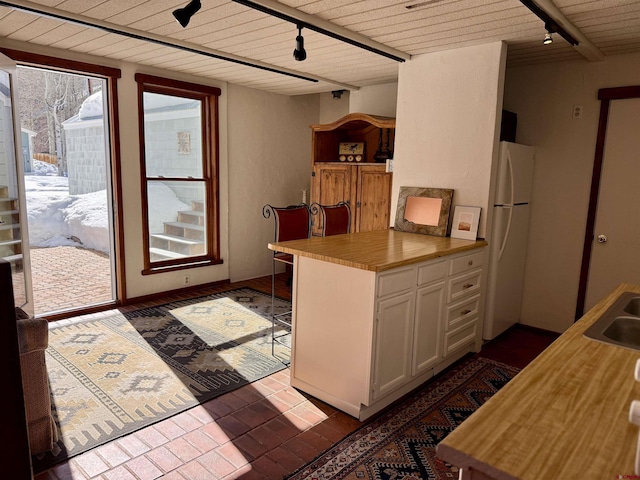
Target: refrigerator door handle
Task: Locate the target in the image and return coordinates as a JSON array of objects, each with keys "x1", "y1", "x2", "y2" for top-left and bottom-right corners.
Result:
[
  {"x1": 499, "y1": 206, "x2": 513, "y2": 261},
  {"x1": 507, "y1": 149, "x2": 515, "y2": 206}
]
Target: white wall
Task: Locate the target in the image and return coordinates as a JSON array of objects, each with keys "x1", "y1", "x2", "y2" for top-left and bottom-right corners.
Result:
[
  {"x1": 504, "y1": 51, "x2": 640, "y2": 333},
  {"x1": 319, "y1": 91, "x2": 349, "y2": 124},
  {"x1": 227, "y1": 85, "x2": 318, "y2": 282},
  {"x1": 349, "y1": 82, "x2": 398, "y2": 118},
  {"x1": 392, "y1": 42, "x2": 507, "y2": 239}
]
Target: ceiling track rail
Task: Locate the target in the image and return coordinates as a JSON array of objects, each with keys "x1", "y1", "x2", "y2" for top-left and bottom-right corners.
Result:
[
  {"x1": 231, "y1": 0, "x2": 409, "y2": 63},
  {"x1": 0, "y1": 0, "x2": 359, "y2": 88}
]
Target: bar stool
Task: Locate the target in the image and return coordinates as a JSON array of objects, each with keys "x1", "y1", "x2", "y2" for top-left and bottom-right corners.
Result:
[
  {"x1": 311, "y1": 201, "x2": 351, "y2": 236},
  {"x1": 262, "y1": 203, "x2": 311, "y2": 359}
]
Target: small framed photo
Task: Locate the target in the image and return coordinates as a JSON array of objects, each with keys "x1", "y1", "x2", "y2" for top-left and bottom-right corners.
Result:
[{"x1": 451, "y1": 206, "x2": 481, "y2": 240}]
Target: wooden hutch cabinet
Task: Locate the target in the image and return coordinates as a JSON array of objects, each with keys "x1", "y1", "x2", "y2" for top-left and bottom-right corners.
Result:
[{"x1": 310, "y1": 113, "x2": 395, "y2": 235}]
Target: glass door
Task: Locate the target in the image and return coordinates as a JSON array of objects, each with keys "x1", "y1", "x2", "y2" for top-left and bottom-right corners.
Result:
[{"x1": 0, "y1": 53, "x2": 33, "y2": 313}]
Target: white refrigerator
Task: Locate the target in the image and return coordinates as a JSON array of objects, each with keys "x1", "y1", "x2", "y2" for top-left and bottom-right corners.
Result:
[{"x1": 483, "y1": 141, "x2": 536, "y2": 340}]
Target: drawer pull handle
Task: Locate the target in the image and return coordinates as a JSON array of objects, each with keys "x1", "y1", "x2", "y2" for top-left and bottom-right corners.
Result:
[
  {"x1": 463, "y1": 283, "x2": 474, "y2": 289},
  {"x1": 468, "y1": 260, "x2": 473, "y2": 266},
  {"x1": 461, "y1": 309, "x2": 472, "y2": 315}
]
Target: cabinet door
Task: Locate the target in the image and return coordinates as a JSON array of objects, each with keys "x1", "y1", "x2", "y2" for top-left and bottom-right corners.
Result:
[
  {"x1": 372, "y1": 291, "x2": 414, "y2": 401},
  {"x1": 355, "y1": 165, "x2": 392, "y2": 232},
  {"x1": 311, "y1": 164, "x2": 352, "y2": 235},
  {"x1": 412, "y1": 281, "x2": 445, "y2": 376}
]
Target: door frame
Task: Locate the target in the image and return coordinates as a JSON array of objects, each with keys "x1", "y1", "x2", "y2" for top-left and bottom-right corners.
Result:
[
  {"x1": 0, "y1": 47, "x2": 127, "y2": 319},
  {"x1": 576, "y1": 85, "x2": 640, "y2": 319}
]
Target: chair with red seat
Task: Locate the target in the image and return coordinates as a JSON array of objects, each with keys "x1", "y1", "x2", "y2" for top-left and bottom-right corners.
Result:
[
  {"x1": 311, "y1": 201, "x2": 351, "y2": 236},
  {"x1": 262, "y1": 203, "x2": 311, "y2": 359}
]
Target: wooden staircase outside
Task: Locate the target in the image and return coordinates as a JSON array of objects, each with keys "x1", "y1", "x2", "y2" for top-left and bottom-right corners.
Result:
[
  {"x1": 149, "y1": 200, "x2": 206, "y2": 261},
  {"x1": 0, "y1": 185, "x2": 23, "y2": 271}
]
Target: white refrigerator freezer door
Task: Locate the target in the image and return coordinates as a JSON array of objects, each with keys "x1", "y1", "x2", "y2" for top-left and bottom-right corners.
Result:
[
  {"x1": 494, "y1": 142, "x2": 535, "y2": 205},
  {"x1": 483, "y1": 204, "x2": 531, "y2": 340}
]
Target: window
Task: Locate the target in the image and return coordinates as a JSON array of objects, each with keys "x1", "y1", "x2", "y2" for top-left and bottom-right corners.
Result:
[{"x1": 135, "y1": 74, "x2": 221, "y2": 273}]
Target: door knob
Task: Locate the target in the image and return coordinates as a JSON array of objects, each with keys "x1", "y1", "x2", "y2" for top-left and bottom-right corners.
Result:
[{"x1": 597, "y1": 234, "x2": 608, "y2": 243}]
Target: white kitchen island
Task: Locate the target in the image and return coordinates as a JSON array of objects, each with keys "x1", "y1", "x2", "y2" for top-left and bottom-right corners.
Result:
[{"x1": 269, "y1": 229, "x2": 488, "y2": 420}]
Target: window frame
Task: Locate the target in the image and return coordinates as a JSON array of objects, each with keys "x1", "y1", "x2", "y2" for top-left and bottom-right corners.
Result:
[{"x1": 135, "y1": 73, "x2": 221, "y2": 274}]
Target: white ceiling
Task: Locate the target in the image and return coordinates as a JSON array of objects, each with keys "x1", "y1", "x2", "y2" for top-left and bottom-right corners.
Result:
[{"x1": 0, "y1": 0, "x2": 638, "y2": 96}]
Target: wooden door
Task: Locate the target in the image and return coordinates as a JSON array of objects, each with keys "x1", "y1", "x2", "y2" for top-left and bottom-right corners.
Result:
[
  {"x1": 310, "y1": 164, "x2": 352, "y2": 235},
  {"x1": 584, "y1": 98, "x2": 640, "y2": 310},
  {"x1": 355, "y1": 165, "x2": 392, "y2": 232}
]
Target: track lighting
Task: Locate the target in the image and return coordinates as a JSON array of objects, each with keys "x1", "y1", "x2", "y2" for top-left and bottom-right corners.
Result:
[
  {"x1": 293, "y1": 25, "x2": 307, "y2": 61},
  {"x1": 173, "y1": 0, "x2": 201, "y2": 28},
  {"x1": 520, "y1": 0, "x2": 578, "y2": 46}
]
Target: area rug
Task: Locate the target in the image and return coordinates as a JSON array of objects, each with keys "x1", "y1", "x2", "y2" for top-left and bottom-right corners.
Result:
[
  {"x1": 33, "y1": 288, "x2": 291, "y2": 470},
  {"x1": 286, "y1": 356, "x2": 520, "y2": 480}
]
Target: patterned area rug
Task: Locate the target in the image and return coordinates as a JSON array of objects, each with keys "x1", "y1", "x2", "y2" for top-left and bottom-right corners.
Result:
[
  {"x1": 33, "y1": 288, "x2": 291, "y2": 470},
  {"x1": 286, "y1": 356, "x2": 520, "y2": 480}
]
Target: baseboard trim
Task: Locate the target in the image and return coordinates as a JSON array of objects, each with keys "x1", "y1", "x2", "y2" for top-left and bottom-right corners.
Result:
[{"x1": 123, "y1": 278, "x2": 232, "y2": 306}]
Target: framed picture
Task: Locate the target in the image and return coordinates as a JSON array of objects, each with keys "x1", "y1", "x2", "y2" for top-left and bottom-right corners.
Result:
[
  {"x1": 451, "y1": 206, "x2": 481, "y2": 240},
  {"x1": 394, "y1": 186, "x2": 454, "y2": 236}
]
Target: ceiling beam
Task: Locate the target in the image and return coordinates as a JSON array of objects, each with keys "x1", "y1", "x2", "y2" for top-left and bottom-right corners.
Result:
[
  {"x1": 522, "y1": 0, "x2": 604, "y2": 62},
  {"x1": 0, "y1": 0, "x2": 361, "y2": 90}
]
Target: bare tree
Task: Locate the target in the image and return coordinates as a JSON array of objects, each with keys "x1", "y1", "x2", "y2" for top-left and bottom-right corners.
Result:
[
  {"x1": 43, "y1": 72, "x2": 89, "y2": 175},
  {"x1": 17, "y1": 68, "x2": 91, "y2": 174}
]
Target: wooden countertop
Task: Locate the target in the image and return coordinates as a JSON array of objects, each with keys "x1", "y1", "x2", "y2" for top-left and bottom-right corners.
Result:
[
  {"x1": 437, "y1": 282, "x2": 640, "y2": 479},
  {"x1": 268, "y1": 229, "x2": 487, "y2": 272}
]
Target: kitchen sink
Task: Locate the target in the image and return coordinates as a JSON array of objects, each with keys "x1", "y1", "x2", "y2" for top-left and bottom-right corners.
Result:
[{"x1": 584, "y1": 292, "x2": 640, "y2": 351}]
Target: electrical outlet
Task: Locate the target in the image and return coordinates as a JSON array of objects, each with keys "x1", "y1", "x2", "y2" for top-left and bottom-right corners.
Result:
[
  {"x1": 572, "y1": 104, "x2": 584, "y2": 119},
  {"x1": 183, "y1": 275, "x2": 190, "y2": 285}
]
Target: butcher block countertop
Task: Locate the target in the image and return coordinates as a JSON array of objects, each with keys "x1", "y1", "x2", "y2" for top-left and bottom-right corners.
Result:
[
  {"x1": 268, "y1": 229, "x2": 487, "y2": 272},
  {"x1": 437, "y1": 282, "x2": 640, "y2": 480}
]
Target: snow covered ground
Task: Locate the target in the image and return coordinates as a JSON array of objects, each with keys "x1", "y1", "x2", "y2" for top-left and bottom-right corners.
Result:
[{"x1": 26, "y1": 160, "x2": 189, "y2": 254}]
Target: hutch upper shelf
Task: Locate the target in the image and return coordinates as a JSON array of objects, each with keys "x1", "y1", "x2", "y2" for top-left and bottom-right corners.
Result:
[{"x1": 310, "y1": 113, "x2": 396, "y2": 165}]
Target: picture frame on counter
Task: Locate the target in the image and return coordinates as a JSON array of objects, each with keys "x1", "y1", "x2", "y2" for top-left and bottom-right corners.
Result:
[
  {"x1": 394, "y1": 186, "x2": 454, "y2": 237},
  {"x1": 450, "y1": 205, "x2": 481, "y2": 240}
]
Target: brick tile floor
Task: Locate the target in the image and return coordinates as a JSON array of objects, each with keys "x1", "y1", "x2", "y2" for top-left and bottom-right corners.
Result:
[
  {"x1": 34, "y1": 368, "x2": 362, "y2": 480},
  {"x1": 30, "y1": 246, "x2": 112, "y2": 316},
  {"x1": 33, "y1": 269, "x2": 363, "y2": 480}
]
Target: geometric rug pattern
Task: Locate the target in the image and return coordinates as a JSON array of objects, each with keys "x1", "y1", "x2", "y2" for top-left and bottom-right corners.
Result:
[
  {"x1": 34, "y1": 288, "x2": 291, "y2": 470},
  {"x1": 285, "y1": 356, "x2": 520, "y2": 480}
]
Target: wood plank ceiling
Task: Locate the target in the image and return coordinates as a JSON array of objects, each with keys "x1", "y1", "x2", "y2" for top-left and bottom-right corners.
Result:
[{"x1": 0, "y1": 0, "x2": 638, "y2": 95}]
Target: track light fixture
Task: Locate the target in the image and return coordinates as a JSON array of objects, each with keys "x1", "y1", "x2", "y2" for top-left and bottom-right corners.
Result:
[
  {"x1": 519, "y1": 0, "x2": 579, "y2": 46},
  {"x1": 173, "y1": 0, "x2": 201, "y2": 28},
  {"x1": 543, "y1": 22, "x2": 555, "y2": 45},
  {"x1": 293, "y1": 25, "x2": 307, "y2": 61}
]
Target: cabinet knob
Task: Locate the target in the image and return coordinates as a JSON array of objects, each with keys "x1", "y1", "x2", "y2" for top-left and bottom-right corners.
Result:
[
  {"x1": 461, "y1": 309, "x2": 472, "y2": 316},
  {"x1": 468, "y1": 260, "x2": 473, "y2": 266},
  {"x1": 463, "y1": 283, "x2": 474, "y2": 289}
]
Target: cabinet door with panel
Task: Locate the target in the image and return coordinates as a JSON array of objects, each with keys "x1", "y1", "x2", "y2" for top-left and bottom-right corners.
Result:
[
  {"x1": 355, "y1": 164, "x2": 392, "y2": 233},
  {"x1": 412, "y1": 281, "x2": 445, "y2": 376},
  {"x1": 310, "y1": 164, "x2": 352, "y2": 235},
  {"x1": 372, "y1": 291, "x2": 415, "y2": 401}
]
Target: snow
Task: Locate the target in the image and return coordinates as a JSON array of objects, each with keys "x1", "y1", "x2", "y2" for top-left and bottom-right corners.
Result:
[
  {"x1": 78, "y1": 91, "x2": 103, "y2": 119},
  {"x1": 26, "y1": 159, "x2": 190, "y2": 254}
]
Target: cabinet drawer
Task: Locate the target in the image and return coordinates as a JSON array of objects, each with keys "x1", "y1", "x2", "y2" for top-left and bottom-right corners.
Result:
[
  {"x1": 447, "y1": 270, "x2": 482, "y2": 303},
  {"x1": 443, "y1": 321, "x2": 477, "y2": 356},
  {"x1": 417, "y1": 259, "x2": 447, "y2": 286},
  {"x1": 446, "y1": 294, "x2": 480, "y2": 331},
  {"x1": 377, "y1": 266, "x2": 415, "y2": 298},
  {"x1": 449, "y1": 250, "x2": 484, "y2": 276}
]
